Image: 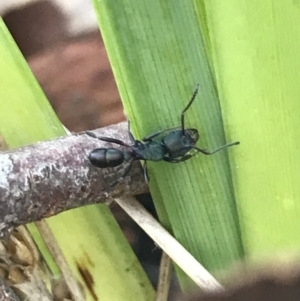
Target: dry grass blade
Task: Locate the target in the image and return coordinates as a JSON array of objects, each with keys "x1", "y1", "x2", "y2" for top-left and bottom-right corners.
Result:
[{"x1": 115, "y1": 197, "x2": 223, "y2": 292}]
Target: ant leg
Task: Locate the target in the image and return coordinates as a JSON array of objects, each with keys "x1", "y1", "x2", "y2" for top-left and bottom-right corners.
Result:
[
  {"x1": 86, "y1": 131, "x2": 131, "y2": 147},
  {"x1": 111, "y1": 159, "x2": 150, "y2": 187},
  {"x1": 163, "y1": 155, "x2": 192, "y2": 163},
  {"x1": 125, "y1": 116, "x2": 169, "y2": 145},
  {"x1": 142, "y1": 161, "x2": 149, "y2": 183},
  {"x1": 142, "y1": 126, "x2": 181, "y2": 142},
  {"x1": 110, "y1": 160, "x2": 134, "y2": 187},
  {"x1": 86, "y1": 131, "x2": 99, "y2": 139},
  {"x1": 142, "y1": 131, "x2": 163, "y2": 142},
  {"x1": 192, "y1": 141, "x2": 240, "y2": 155},
  {"x1": 126, "y1": 119, "x2": 137, "y2": 145},
  {"x1": 162, "y1": 140, "x2": 240, "y2": 164},
  {"x1": 181, "y1": 84, "x2": 200, "y2": 133}
]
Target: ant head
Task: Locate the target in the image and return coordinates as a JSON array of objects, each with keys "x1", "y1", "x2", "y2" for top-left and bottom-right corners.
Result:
[{"x1": 185, "y1": 128, "x2": 199, "y2": 144}]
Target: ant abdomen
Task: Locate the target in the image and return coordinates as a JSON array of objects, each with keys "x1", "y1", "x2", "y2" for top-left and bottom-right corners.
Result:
[{"x1": 89, "y1": 148, "x2": 124, "y2": 168}]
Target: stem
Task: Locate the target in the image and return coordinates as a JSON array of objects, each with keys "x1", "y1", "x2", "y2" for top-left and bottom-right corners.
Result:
[{"x1": 0, "y1": 122, "x2": 148, "y2": 235}]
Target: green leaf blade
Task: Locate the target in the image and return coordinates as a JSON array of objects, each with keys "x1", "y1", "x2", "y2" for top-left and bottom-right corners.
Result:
[
  {"x1": 0, "y1": 18, "x2": 155, "y2": 300},
  {"x1": 93, "y1": 0, "x2": 243, "y2": 288},
  {"x1": 205, "y1": 0, "x2": 300, "y2": 256}
]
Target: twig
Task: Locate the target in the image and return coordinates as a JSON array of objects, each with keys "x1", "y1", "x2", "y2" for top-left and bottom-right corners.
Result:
[
  {"x1": 0, "y1": 122, "x2": 148, "y2": 236},
  {"x1": 156, "y1": 252, "x2": 172, "y2": 301},
  {"x1": 35, "y1": 220, "x2": 85, "y2": 301},
  {"x1": 115, "y1": 197, "x2": 224, "y2": 293}
]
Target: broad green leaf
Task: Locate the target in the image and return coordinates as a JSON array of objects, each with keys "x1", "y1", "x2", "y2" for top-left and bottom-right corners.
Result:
[
  {"x1": 0, "y1": 18, "x2": 154, "y2": 301},
  {"x1": 205, "y1": 0, "x2": 300, "y2": 257},
  {"x1": 93, "y1": 0, "x2": 243, "y2": 289}
]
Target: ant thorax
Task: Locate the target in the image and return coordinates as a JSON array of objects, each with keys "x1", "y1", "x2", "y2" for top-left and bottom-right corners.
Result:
[{"x1": 133, "y1": 140, "x2": 166, "y2": 162}]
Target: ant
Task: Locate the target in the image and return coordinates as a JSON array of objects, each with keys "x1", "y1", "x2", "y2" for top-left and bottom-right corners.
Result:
[{"x1": 86, "y1": 84, "x2": 239, "y2": 186}]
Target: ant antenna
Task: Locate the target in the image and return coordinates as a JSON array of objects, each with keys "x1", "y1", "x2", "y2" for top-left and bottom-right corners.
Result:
[
  {"x1": 181, "y1": 83, "x2": 200, "y2": 133},
  {"x1": 193, "y1": 141, "x2": 240, "y2": 155}
]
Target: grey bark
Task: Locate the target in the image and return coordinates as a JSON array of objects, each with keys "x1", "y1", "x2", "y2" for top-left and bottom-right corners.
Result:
[
  {"x1": 0, "y1": 278, "x2": 20, "y2": 301},
  {"x1": 0, "y1": 122, "x2": 148, "y2": 236}
]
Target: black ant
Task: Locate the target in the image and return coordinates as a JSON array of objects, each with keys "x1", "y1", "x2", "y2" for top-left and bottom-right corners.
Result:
[{"x1": 86, "y1": 84, "x2": 239, "y2": 186}]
